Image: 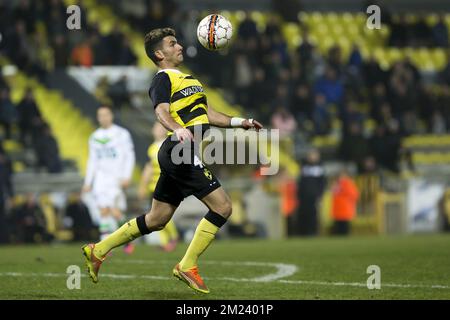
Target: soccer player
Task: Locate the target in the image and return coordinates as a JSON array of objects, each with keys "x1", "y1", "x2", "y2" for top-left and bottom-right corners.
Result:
[
  {"x1": 138, "y1": 122, "x2": 179, "y2": 252},
  {"x1": 82, "y1": 28, "x2": 263, "y2": 294},
  {"x1": 82, "y1": 106, "x2": 136, "y2": 254}
]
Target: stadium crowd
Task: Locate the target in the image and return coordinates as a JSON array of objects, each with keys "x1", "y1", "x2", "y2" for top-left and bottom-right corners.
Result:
[
  {"x1": 1, "y1": 0, "x2": 450, "y2": 242},
  {"x1": 0, "y1": 0, "x2": 137, "y2": 75}
]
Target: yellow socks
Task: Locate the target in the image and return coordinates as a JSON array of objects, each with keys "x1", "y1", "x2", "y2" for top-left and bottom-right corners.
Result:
[
  {"x1": 94, "y1": 218, "x2": 142, "y2": 258},
  {"x1": 159, "y1": 220, "x2": 178, "y2": 246},
  {"x1": 159, "y1": 226, "x2": 170, "y2": 246},
  {"x1": 166, "y1": 219, "x2": 179, "y2": 241},
  {"x1": 179, "y1": 218, "x2": 220, "y2": 270}
]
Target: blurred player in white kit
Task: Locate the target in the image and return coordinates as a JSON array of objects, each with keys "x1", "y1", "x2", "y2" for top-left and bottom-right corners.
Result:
[{"x1": 82, "y1": 105, "x2": 136, "y2": 254}]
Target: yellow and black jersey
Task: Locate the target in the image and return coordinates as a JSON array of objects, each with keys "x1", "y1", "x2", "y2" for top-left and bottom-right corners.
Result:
[{"x1": 149, "y1": 69, "x2": 209, "y2": 134}]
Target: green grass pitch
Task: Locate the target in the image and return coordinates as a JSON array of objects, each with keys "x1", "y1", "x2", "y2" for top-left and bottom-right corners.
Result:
[{"x1": 1, "y1": 234, "x2": 449, "y2": 299}]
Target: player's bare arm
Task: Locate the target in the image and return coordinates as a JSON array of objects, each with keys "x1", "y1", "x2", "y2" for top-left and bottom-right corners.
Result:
[
  {"x1": 207, "y1": 104, "x2": 264, "y2": 131},
  {"x1": 155, "y1": 102, "x2": 193, "y2": 142}
]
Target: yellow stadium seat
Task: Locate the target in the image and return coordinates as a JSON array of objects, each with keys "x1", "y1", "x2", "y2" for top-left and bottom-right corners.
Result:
[{"x1": 426, "y1": 14, "x2": 439, "y2": 26}]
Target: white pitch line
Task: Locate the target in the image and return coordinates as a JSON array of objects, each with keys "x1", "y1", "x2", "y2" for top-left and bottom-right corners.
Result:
[
  {"x1": 278, "y1": 279, "x2": 450, "y2": 290},
  {"x1": 1, "y1": 272, "x2": 449, "y2": 290},
  {"x1": 114, "y1": 259, "x2": 299, "y2": 282}
]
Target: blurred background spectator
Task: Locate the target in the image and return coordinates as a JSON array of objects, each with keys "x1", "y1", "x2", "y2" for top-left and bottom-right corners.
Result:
[
  {"x1": 295, "y1": 149, "x2": 326, "y2": 236},
  {"x1": 330, "y1": 169, "x2": 359, "y2": 236}
]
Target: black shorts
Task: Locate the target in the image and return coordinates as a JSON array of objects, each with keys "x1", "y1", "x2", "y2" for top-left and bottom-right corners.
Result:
[{"x1": 153, "y1": 137, "x2": 221, "y2": 207}]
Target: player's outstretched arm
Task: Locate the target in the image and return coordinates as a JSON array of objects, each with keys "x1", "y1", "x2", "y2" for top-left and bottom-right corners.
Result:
[
  {"x1": 207, "y1": 105, "x2": 263, "y2": 130},
  {"x1": 155, "y1": 103, "x2": 193, "y2": 142}
]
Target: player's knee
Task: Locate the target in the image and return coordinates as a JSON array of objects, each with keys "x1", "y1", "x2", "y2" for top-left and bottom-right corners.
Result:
[
  {"x1": 215, "y1": 199, "x2": 232, "y2": 219},
  {"x1": 144, "y1": 212, "x2": 169, "y2": 232}
]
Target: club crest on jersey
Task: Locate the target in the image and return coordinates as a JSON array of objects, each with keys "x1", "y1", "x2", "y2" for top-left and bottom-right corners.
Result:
[{"x1": 203, "y1": 168, "x2": 212, "y2": 180}]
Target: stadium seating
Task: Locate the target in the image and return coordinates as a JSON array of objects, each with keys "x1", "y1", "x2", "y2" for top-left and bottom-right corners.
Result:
[
  {"x1": 4, "y1": 69, "x2": 94, "y2": 174},
  {"x1": 220, "y1": 11, "x2": 449, "y2": 72}
]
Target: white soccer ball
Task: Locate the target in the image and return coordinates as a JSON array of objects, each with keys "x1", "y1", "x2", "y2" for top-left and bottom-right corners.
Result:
[{"x1": 197, "y1": 14, "x2": 233, "y2": 51}]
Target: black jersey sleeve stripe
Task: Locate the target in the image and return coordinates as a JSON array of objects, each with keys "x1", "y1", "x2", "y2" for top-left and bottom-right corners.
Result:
[{"x1": 149, "y1": 72, "x2": 171, "y2": 109}]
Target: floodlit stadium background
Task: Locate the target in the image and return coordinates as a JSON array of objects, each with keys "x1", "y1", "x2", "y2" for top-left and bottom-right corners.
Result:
[{"x1": 0, "y1": 0, "x2": 450, "y2": 300}]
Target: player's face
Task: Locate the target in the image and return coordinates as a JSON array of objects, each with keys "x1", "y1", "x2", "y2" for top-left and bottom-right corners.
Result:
[
  {"x1": 97, "y1": 107, "x2": 114, "y2": 128},
  {"x1": 160, "y1": 36, "x2": 183, "y2": 65}
]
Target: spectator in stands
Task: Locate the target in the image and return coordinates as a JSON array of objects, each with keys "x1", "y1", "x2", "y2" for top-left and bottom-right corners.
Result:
[
  {"x1": 277, "y1": 168, "x2": 298, "y2": 237},
  {"x1": 3, "y1": 20, "x2": 30, "y2": 70},
  {"x1": 363, "y1": 55, "x2": 386, "y2": 89},
  {"x1": 238, "y1": 12, "x2": 259, "y2": 40},
  {"x1": 271, "y1": 106, "x2": 297, "y2": 139},
  {"x1": 439, "y1": 51, "x2": 450, "y2": 86},
  {"x1": 71, "y1": 37, "x2": 94, "y2": 67},
  {"x1": 296, "y1": 29, "x2": 314, "y2": 72},
  {"x1": 90, "y1": 27, "x2": 111, "y2": 65},
  {"x1": 0, "y1": 87, "x2": 17, "y2": 140},
  {"x1": 10, "y1": 193, "x2": 49, "y2": 243},
  {"x1": 291, "y1": 83, "x2": 313, "y2": 129},
  {"x1": 330, "y1": 169, "x2": 359, "y2": 236},
  {"x1": 264, "y1": 15, "x2": 282, "y2": 38},
  {"x1": 139, "y1": 0, "x2": 171, "y2": 33},
  {"x1": 271, "y1": 34, "x2": 290, "y2": 68},
  {"x1": 369, "y1": 83, "x2": 388, "y2": 123},
  {"x1": 108, "y1": 75, "x2": 130, "y2": 113},
  {"x1": 339, "y1": 122, "x2": 370, "y2": 173},
  {"x1": 17, "y1": 88, "x2": 42, "y2": 147},
  {"x1": 44, "y1": 0, "x2": 67, "y2": 38},
  {"x1": 0, "y1": 1, "x2": 11, "y2": 39},
  {"x1": 433, "y1": 15, "x2": 449, "y2": 47},
  {"x1": 35, "y1": 123, "x2": 62, "y2": 173},
  {"x1": 388, "y1": 74, "x2": 416, "y2": 120},
  {"x1": 94, "y1": 76, "x2": 113, "y2": 107},
  {"x1": 342, "y1": 98, "x2": 365, "y2": 128},
  {"x1": 296, "y1": 149, "x2": 326, "y2": 236},
  {"x1": 312, "y1": 93, "x2": 331, "y2": 135},
  {"x1": 431, "y1": 85, "x2": 450, "y2": 132},
  {"x1": 65, "y1": 192, "x2": 96, "y2": 241},
  {"x1": 327, "y1": 46, "x2": 343, "y2": 75},
  {"x1": 232, "y1": 53, "x2": 253, "y2": 107},
  {"x1": 401, "y1": 110, "x2": 420, "y2": 136},
  {"x1": 0, "y1": 74, "x2": 6, "y2": 90},
  {"x1": 248, "y1": 68, "x2": 272, "y2": 113},
  {"x1": 314, "y1": 65, "x2": 344, "y2": 106},
  {"x1": 412, "y1": 14, "x2": 432, "y2": 47},
  {"x1": 117, "y1": 37, "x2": 137, "y2": 65},
  {"x1": 429, "y1": 110, "x2": 447, "y2": 134},
  {"x1": 389, "y1": 14, "x2": 410, "y2": 47},
  {"x1": 348, "y1": 45, "x2": 363, "y2": 70},
  {"x1": 52, "y1": 34, "x2": 69, "y2": 68},
  {"x1": 376, "y1": 120, "x2": 402, "y2": 173},
  {"x1": 0, "y1": 144, "x2": 14, "y2": 244}
]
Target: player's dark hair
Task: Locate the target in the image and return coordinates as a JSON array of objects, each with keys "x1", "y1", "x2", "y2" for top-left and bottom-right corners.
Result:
[
  {"x1": 144, "y1": 27, "x2": 176, "y2": 64},
  {"x1": 97, "y1": 105, "x2": 113, "y2": 113}
]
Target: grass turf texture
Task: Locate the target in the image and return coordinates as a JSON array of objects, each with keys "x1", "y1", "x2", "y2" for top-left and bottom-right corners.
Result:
[{"x1": 0, "y1": 234, "x2": 449, "y2": 299}]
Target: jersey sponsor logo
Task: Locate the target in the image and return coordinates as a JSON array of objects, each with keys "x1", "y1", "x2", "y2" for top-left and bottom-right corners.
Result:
[
  {"x1": 180, "y1": 86, "x2": 203, "y2": 97},
  {"x1": 171, "y1": 86, "x2": 204, "y2": 103},
  {"x1": 93, "y1": 137, "x2": 111, "y2": 145}
]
